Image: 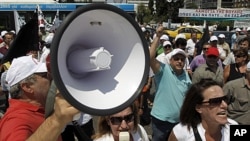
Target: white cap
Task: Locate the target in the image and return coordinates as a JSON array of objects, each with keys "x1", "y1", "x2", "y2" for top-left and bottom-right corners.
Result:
[
  {"x1": 247, "y1": 27, "x2": 250, "y2": 31},
  {"x1": 10, "y1": 30, "x2": 15, "y2": 34},
  {"x1": 235, "y1": 28, "x2": 241, "y2": 32},
  {"x1": 170, "y1": 48, "x2": 186, "y2": 58},
  {"x1": 218, "y1": 34, "x2": 225, "y2": 38},
  {"x1": 39, "y1": 24, "x2": 45, "y2": 28},
  {"x1": 210, "y1": 35, "x2": 218, "y2": 41},
  {"x1": 175, "y1": 33, "x2": 186, "y2": 41},
  {"x1": 163, "y1": 41, "x2": 172, "y2": 47},
  {"x1": 160, "y1": 34, "x2": 169, "y2": 41},
  {"x1": 1, "y1": 30, "x2": 7, "y2": 37},
  {"x1": 6, "y1": 55, "x2": 47, "y2": 87}
]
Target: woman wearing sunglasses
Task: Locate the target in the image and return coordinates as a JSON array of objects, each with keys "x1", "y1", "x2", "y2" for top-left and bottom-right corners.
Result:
[
  {"x1": 92, "y1": 103, "x2": 149, "y2": 141},
  {"x1": 168, "y1": 79, "x2": 237, "y2": 141}
]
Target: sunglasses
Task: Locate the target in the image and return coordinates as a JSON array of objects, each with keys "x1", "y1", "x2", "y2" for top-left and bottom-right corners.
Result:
[
  {"x1": 109, "y1": 113, "x2": 134, "y2": 125},
  {"x1": 235, "y1": 55, "x2": 245, "y2": 58},
  {"x1": 35, "y1": 72, "x2": 48, "y2": 79},
  {"x1": 201, "y1": 95, "x2": 232, "y2": 106},
  {"x1": 172, "y1": 56, "x2": 185, "y2": 62},
  {"x1": 203, "y1": 48, "x2": 209, "y2": 51}
]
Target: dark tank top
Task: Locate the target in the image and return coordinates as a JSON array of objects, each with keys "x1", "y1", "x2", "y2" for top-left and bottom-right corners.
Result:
[{"x1": 227, "y1": 63, "x2": 244, "y2": 82}]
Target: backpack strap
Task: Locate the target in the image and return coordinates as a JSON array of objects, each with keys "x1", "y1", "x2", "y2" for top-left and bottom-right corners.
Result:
[{"x1": 192, "y1": 125, "x2": 202, "y2": 141}]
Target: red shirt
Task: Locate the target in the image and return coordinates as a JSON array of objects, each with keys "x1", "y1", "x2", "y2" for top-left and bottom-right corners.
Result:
[{"x1": 0, "y1": 99, "x2": 62, "y2": 141}]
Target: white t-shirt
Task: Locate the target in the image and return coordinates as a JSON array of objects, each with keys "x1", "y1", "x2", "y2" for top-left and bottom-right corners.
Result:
[
  {"x1": 173, "y1": 118, "x2": 238, "y2": 141},
  {"x1": 94, "y1": 124, "x2": 149, "y2": 141}
]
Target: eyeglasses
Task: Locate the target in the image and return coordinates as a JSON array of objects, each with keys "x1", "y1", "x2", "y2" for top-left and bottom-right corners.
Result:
[
  {"x1": 164, "y1": 45, "x2": 171, "y2": 48},
  {"x1": 172, "y1": 56, "x2": 185, "y2": 62},
  {"x1": 109, "y1": 113, "x2": 134, "y2": 125},
  {"x1": 235, "y1": 55, "x2": 245, "y2": 58},
  {"x1": 35, "y1": 72, "x2": 48, "y2": 79},
  {"x1": 201, "y1": 95, "x2": 231, "y2": 106},
  {"x1": 203, "y1": 48, "x2": 209, "y2": 51}
]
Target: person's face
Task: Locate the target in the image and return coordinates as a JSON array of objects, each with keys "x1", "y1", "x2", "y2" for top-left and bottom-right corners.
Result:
[
  {"x1": 202, "y1": 44, "x2": 211, "y2": 54},
  {"x1": 4, "y1": 34, "x2": 13, "y2": 45},
  {"x1": 196, "y1": 85, "x2": 228, "y2": 126},
  {"x1": 163, "y1": 45, "x2": 172, "y2": 54},
  {"x1": 206, "y1": 55, "x2": 219, "y2": 66},
  {"x1": 32, "y1": 72, "x2": 51, "y2": 106},
  {"x1": 108, "y1": 107, "x2": 135, "y2": 140},
  {"x1": 239, "y1": 40, "x2": 249, "y2": 49},
  {"x1": 210, "y1": 40, "x2": 217, "y2": 46},
  {"x1": 191, "y1": 33, "x2": 197, "y2": 41},
  {"x1": 170, "y1": 54, "x2": 186, "y2": 71},
  {"x1": 234, "y1": 53, "x2": 247, "y2": 64},
  {"x1": 218, "y1": 38, "x2": 225, "y2": 44}
]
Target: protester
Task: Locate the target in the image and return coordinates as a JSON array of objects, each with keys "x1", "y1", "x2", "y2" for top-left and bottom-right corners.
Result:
[
  {"x1": 92, "y1": 103, "x2": 149, "y2": 141},
  {"x1": 149, "y1": 25, "x2": 191, "y2": 140},
  {"x1": 223, "y1": 61, "x2": 250, "y2": 125},
  {"x1": 190, "y1": 43, "x2": 223, "y2": 72},
  {"x1": 0, "y1": 55, "x2": 79, "y2": 141},
  {"x1": 192, "y1": 47, "x2": 224, "y2": 86},
  {"x1": 168, "y1": 79, "x2": 237, "y2": 141},
  {"x1": 223, "y1": 48, "x2": 248, "y2": 84}
]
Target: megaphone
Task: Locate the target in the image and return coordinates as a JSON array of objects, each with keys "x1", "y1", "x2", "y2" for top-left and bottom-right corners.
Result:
[{"x1": 50, "y1": 3, "x2": 149, "y2": 116}]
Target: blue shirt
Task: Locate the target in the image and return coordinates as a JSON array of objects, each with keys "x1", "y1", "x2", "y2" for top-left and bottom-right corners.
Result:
[{"x1": 151, "y1": 63, "x2": 191, "y2": 123}]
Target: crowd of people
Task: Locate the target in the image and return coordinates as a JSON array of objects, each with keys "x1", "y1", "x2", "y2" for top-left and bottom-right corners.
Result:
[{"x1": 0, "y1": 21, "x2": 249, "y2": 141}]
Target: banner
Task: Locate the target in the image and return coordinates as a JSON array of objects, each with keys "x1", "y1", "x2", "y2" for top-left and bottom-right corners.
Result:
[{"x1": 179, "y1": 9, "x2": 250, "y2": 19}]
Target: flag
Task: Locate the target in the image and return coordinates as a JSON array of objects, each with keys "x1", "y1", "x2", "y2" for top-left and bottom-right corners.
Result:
[
  {"x1": 195, "y1": 25, "x2": 210, "y2": 55},
  {"x1": 1, "y1": 11, "x2": 39, "y2": 64},
  {"x1": 13, "y1": 10, "x2": 26, "y2": 34},
  {"x1": 50, "y1": 9, "x2": 61, "y2": 32},
  {"x1": 37, "y1": 5, "x2": 52, "y2": 31}
]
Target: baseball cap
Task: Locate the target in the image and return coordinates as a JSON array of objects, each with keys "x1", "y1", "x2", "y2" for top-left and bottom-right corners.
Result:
[
  {"x1": 6, "y1": 55, "x2": 47, "y2": 87},
  {"x1": 170, "y1": 48, "x2": 186, "y2": 58},
  {"x1": 206, "y1": 47, "x2": 219, "y2": 57},
  {"x1": 163, "y1": 41, "x2": 172, "y2": 47},
  {"x1": 174, "y1": 33, "x2": 186, "y2": 41},
  {"x1": 235, "y1": 28, "x2": 241, "y2": 32},
  {"x1": 218, "y1": 34, "x2": 225, "y2": 38},
  {"x1": 210, "y1": 35, "x2": 218, "y2": 41},
  {"x1": 160, "y1": 34, "x2": 169, "y2": 41},
  {"x1": 1, "y1": 30, "x2": 7, "y2": 37}
]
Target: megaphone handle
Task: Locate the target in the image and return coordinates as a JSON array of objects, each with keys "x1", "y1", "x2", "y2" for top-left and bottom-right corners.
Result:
[{"x1": 45, "y1": 80, "x2": 57, "y2": 118}]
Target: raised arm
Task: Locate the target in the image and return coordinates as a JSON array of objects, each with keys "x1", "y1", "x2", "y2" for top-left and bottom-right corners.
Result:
[{"x1": 150, "y1": 26, "x2": 164, "y2": 74}]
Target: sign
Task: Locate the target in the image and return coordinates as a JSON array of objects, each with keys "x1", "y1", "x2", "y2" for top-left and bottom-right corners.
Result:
[
  {"x1": 234, "y1": 20, "x2": 250, "y2": 28},
  {"x1": 179, "y1": 8, "x2": 250, "y2": 20},
  {"x1": 0, "y1": 3, "x2": 135, "y2": 12}
]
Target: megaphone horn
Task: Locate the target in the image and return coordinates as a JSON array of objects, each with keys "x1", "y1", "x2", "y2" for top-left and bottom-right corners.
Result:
[{"x1": 50, "y1": 3, "x2": 149, "y2": 116}]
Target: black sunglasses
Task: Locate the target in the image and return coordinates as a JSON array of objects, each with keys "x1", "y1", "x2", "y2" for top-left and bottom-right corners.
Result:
[
  {"x1": 235, "y1": 55, "x2": 245, "y2": 58},
  {"x1": 201, "y1": 95, "x2": 232, "y2": 106},
  {"x1": 173, "y1": 56, "x2": 185, "y2": 62},
  {"x1": 164, "y1": 45, "x2": 171, "y2": 48},
  {"x1": 109, "y1": 113, "x2": 134, "y2": 125},
  {"x1": 203, "y1": 48, "x2": 209, "y2": 50}
]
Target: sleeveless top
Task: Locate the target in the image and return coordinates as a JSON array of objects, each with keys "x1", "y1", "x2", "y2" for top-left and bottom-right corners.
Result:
[{"x1": 227, "y1": 63, "x2": 244, "y2": 82}]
